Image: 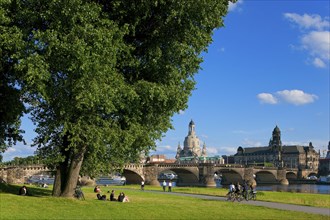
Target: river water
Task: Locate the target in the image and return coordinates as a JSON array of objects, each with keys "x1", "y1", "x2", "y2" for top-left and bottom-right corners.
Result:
[
  {"x1": 255, "y1": 184, "x2": 330, "y2": 194},
  {"x1": 219, "y1": 183, "x2": 330, "y2": 194},
  {"x1": 215, "y1": 180, "x2": 330, "y2": 194}
]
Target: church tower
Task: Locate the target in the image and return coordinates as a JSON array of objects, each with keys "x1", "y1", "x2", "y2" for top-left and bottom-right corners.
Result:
[
  {"x1": 183, "y1": 120, "x2": 201, "y2": 157},
  {"x1": 175, "y1": 142, "x2": 182, "y2": 159},
  {"x1": 269, "y1": 125, "x2": 282, "y2": 150},
  {"x1": 201, "y1": 142, "x2": 207, "y2": 157},
  {"x1": 326, "y1": 141, "x2": 330, "y2": 159},
  {"x1": 269, "y1": 125, "x2": 283, "y2": 167}
]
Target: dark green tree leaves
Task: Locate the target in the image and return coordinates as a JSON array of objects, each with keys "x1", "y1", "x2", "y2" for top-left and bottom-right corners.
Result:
[{"x1": 1, "y1": 0, "x2": 230, "y2": 196}]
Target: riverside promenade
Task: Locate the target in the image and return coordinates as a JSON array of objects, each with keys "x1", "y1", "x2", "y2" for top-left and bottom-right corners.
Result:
[{"x1": 139, "y1": 189, "x2": 330, "y2": 216}]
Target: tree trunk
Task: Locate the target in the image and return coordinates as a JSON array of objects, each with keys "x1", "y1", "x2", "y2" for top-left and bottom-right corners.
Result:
[
  {"x1": 52, "y1": 141, "x2": 71, "y2": 197},
  {"x1": 52, "y1": 167, "x2": 62, "y2": 196},
  {"x1": 60, "y1": 147, "x2": 86, "y2": 197}
]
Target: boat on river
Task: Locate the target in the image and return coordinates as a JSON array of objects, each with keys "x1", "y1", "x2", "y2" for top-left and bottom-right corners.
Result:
[
  {"x1": 96, "y1": 176, "x2": 126, "y2": 186},
  {"x1": 317, "y1": 175, "x2": 330, "y2": 185}
]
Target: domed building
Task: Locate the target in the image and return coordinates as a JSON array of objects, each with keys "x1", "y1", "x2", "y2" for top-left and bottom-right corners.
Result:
[{"x1": 175, "y1": 120, "x2": 207, "y2": 159}]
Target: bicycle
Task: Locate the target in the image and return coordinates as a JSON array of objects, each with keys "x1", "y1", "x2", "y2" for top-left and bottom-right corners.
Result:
[
  {"x1": 247, "y1": 190, "x2": 257, "y2": 201},
  {"x1": 226, "y1": 191, "x2": 236, "y2": 202},
  {"x1": 74, "y1": 186, "x2": 85, "y2": 200},
  {"x1": 234, "y1": 191, "x2": 243, "y2": 202},
  {"x1": 226, "y1": 191, "x2": 242, "y2": 202}
]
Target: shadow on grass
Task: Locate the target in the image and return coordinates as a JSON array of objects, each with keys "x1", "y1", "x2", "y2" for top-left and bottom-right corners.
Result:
[{"x1": 0, "y1": 183, "x2": 52, "y2": 197}]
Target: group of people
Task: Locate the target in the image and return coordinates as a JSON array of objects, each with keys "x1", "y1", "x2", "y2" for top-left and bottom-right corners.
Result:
[
  {"x1": 94, "y1": 186, "x2": 129, "y2": 202},
  {"x1": 228, "y1": 181, "x2": 256, "y2": 200},
  {"x1": 162, "y1": 180, "x2": 173, "y2": 192}
]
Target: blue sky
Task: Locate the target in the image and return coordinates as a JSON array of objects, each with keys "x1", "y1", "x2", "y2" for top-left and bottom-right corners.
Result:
[{"x1": 3, "y1": 0, "x2": 330, "y2": 162}]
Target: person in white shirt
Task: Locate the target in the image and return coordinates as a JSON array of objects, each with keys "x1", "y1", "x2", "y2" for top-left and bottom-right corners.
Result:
[
  {"x1": 162, "y1": 180, "x2": 166, "y2": 192},
  {"x1": 229, "y1": 183, "x2": 235, "y2": 194},
  {"x1": 168, "y1": 181, "x2": 172, "y2": 192}
]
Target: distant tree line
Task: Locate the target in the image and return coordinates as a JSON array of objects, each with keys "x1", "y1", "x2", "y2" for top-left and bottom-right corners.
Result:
[{"x1": 0, "y1": 155, "x2": 41, "y2": 166}]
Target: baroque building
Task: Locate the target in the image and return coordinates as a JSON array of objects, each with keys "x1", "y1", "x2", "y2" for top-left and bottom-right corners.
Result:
[
  {"x1": 175, "y1": 120, "x2": 207, "y2": 159},
  {"x1": 318, "y1": 141, "x2": 330, "y2": 176},
  {"x1": 234, "y1": 126, "x2": 320, "y2": 171}
]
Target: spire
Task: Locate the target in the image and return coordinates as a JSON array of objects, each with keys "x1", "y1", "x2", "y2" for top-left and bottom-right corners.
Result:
[
  {"x1": 270, "y1": 125, "x2": 282, "y2": 149},
  {"x1": 188, "y1": 119, "x2": 195, "y2": 135},
  {"x1": 202, "y1": 142, "x2": 207, "y2": 157},
  {"x1": 175, "y1": 143, "x2": 182, "y2": 159}
]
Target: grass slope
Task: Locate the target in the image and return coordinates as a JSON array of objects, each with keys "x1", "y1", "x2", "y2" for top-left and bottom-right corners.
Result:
[{"x1": 0, "y1": 184, "x2": 328, "y2": 220}]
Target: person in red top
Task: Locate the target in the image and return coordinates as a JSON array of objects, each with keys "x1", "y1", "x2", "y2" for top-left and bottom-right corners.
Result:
[{"x1": 94, "y1": 185, "x2": 101, "y2": 193}]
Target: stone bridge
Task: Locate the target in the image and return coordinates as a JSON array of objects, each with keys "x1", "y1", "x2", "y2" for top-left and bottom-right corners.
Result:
[
  {"x1": 0, "y1": 165, "x2": 52, "y2": 184},
  {"x1": 123, "y1": 163, "x2": 318, "y2": 186},
  {"x1": 0, "y1": 163, "x2": 318, "y2": 186}
]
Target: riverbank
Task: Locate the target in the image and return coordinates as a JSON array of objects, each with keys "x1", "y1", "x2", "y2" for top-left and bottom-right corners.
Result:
[
  {"x1": 112, "y1": 184, "x2": 330, "y2": 208},
  {"x1": 1, "y1": 184, "x2": 329, "y2": 220}
]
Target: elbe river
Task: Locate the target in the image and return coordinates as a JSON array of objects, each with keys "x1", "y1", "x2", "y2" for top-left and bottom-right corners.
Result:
[{"x1": 254, "y1": 184, "x2": 330, "y2": 194}]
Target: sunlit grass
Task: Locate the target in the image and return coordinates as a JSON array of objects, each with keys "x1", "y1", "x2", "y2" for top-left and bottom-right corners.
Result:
[
  {"x1": 0, "y1": 184, "x2": 329, "y2": 220},
  {"x1": 112, "y1": 184, "x2": 330, "y2": 208}
]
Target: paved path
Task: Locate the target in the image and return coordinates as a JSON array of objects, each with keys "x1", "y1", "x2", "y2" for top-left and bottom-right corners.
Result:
[{"x1": 140, "y1": 189, "x2": 330, "y2": 216}]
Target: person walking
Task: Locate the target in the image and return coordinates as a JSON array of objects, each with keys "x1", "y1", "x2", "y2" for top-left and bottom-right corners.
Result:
[
  {"x1": 162, "y1": 180, "x2": 166, "y2": 192},
  {"x1": 141, "y1": 180, "x2": 145, "y2": 191},
  {"x1": 168, "y1": 181, "x2": 172, "y2": 192}
]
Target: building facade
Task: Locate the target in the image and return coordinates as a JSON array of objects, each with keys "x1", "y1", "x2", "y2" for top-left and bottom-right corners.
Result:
[
  {"x1": 234, "y1": 126, "x2": 320, "y2": 171},
  {"x1": 175, "y1": 120, "x2": 207, "y2": 159},
  {"x1": 318, "y1": 142, "x2": 330, "y2": 176}
]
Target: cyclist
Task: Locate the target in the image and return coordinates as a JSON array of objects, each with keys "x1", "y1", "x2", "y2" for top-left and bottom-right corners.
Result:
[
  {"x1": 235, "y1": 182, "x2": 241, "y2": 194},
  {"x1": 226, "y1": 182, "x2": 236, "y2": 201},
  {"x1": 228, "y1": 182, "x2": 235, "y2": 194},
  {"x1": 242, "y1": 181, "x2": 249, "y2": 200}
]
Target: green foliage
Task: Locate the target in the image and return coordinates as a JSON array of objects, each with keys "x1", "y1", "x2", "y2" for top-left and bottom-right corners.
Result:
[
  {"x1": 0, "y1": 0, "x2": 231, "y2": 185},
  {"x1": 0, "y1": 0, "x2": 26, "y2": 154},
  {"x1": 0, "y1": 155, "x2": 41, "y2": 166}
]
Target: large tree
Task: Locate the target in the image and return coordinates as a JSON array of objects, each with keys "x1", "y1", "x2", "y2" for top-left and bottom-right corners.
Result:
[
  {"x1": 1, "y1": 0, "x2": 231, "y2": 197},
  {"x1": 0, "y1": 1, "x2": 26, "y2": 156}
]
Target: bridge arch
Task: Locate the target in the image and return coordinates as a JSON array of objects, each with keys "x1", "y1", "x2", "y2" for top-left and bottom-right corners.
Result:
[
  {"x1": 254, "y1": 171, "x2": 277, "y2": 184},
  {"x1": 158, "y1": 167, "x2": 199, "y2": 186},
  {"x1": 122, "y1": 169, "x2": 143, "y2": 184},
  {"x1": 286, "y1": 171, "x2": 297, "y2": 180},
  {"x1": 307, "y1": 172, "x2": 318, "y2": 177},
  {"x1": 214, "y1": 169, "x2": 243, "y2": 185}
]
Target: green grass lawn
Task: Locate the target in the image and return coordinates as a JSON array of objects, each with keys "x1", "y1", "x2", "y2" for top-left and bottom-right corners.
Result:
[
  {"x1": 118, "y1": 184, "x2": 330, "y2": 208},
  {"x1": 0, "y1": 184, "x2": 329, "y2": 220}
]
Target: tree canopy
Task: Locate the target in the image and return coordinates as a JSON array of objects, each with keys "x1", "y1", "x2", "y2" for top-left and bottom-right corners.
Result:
[{"x1": 0, "y1": 0, "x2": 231, "y2": 197}]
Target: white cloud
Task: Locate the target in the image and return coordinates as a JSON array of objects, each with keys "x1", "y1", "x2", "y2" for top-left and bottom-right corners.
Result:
[
  {"x1": 156, "y1": 145, "x2": 173, "y2": 151},
  {"x1": 219, "y1": 146, "x2": 237, "y2": 155},
  {"x1": 228, "y1": 0, "x2": 243, "y2": 12},
  {"x1": 178, "y1": 110, "x2": 185, "y2": 115},
  {"x1": 242, "y1": 139, "x2": 262, "y2": 147},
  {"x1": 284, "y1": 13, "x2": 330, "y2": 68},
  {"x1": 276, "y1": 89, "x2": 318, "y2": 105},
  {"x1": 313, "y1": 57, "x2": 326, "y2": 68},
  {"x1": 284, "y1": 13, "x2": 329, "y2": 30},
  {"x1": 257, "y1": 93, "x2": 278, "y2": 104},
  {"x1": 201, "y1": 134, "x2": 208, "y2": 139},
  {"x1": 301, "y1": 31, "x2": 330, "y2": 62},
  {"x1": 257, "y1": 89, "x2": 318, "y2": 105},
  {"x1": 206, "y1": 147, "x2": 218, "y2": 155},
  {"x1": 2, "y1": 144, "x2": 36, "y2": 162}
]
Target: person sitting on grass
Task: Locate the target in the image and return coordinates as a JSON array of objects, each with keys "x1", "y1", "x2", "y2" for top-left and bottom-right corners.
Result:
[
  {"x1": 18, "y1": 186, "x2": 28, "y2": 196},
  {"x1": 110, "y1": 190, "x2": 116, "y2": 201},
  {"x1": 97, "y1": 193, "x2": 106, "y2": 201},
  {"x1": 118, "y1": 192, "x2": 129, "y2": 202},
  {"x1": 94, "y1": 185, "x2": 101, "y2": 193}
]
